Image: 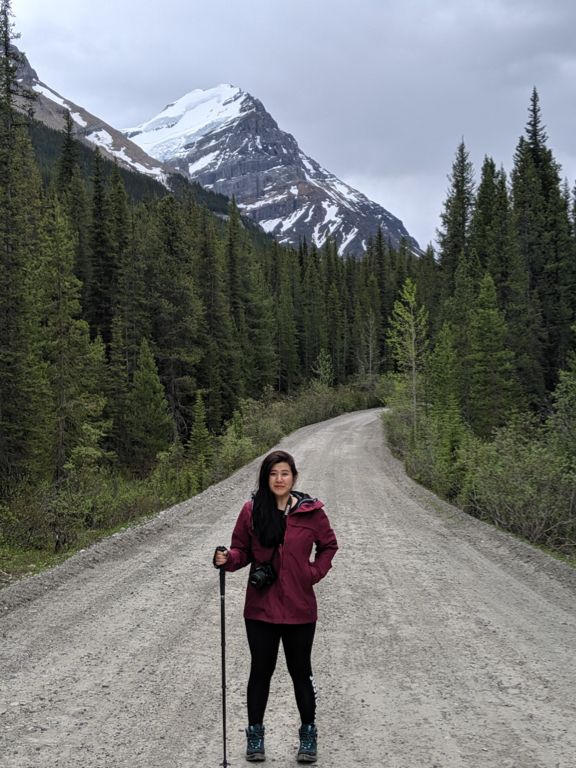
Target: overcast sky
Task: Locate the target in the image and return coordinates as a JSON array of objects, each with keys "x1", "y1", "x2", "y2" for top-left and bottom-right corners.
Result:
[{"x1": 14, "y1": 0, "x2": 576, "y2": 248}]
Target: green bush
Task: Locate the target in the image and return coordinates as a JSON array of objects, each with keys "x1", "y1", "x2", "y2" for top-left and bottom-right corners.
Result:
[{"x1": 458, "y1": 417, "x2": 576, "y2": 554}]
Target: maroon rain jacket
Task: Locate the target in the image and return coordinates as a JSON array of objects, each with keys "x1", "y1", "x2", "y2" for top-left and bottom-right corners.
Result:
[{"x1": 224, "y1": 492, "x2": 338, "y2": 624}]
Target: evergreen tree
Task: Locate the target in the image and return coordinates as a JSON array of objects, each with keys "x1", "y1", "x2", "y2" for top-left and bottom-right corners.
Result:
[
  {"x1": 441, "y1": 255, "x2": 478, "y2": 418},
  {"x1": 511, "y1": 89, "x2": 574, "y2": 387},
  {"x1": 187, "y1": 390, "x2": 214, "y2": 487},
  {"x1": 114, "y1": 201, "x2": 152, "y2": 378},
  {"x1": 38, "y1": 197, "x2": 108, "y2": 480},
  {"x1": 437, "y1": 141, "x2": 476, "y2": 299},
  {"x1": 470, "y1": 157, "x2": 502, "y2": 287},
  {"x1": 372, "y1": 228, "x2": 395, "y2": 362},
  {"x1": 87, "y1": 149, "x2": 116, "y2": 352},
  {"x1": 414, "y1": 244, "x2": 441, "y2": 336},
  {"x1": 109, "y1": 162, "x2": 130, "y2": 265},
  {"x1": 146, "y1": 196, "x2": 202, "y2": 437},
  {"x1": 105, "y1": 316, "x2": 132, "y2": 466},
  {"x1": 424, "y1": 322, "x2": 468, "y2": 498},
  {"x1": 225, "y1": 199, "x2": 249, "y2": 348},
  {"x1": 387, "y1": 278, "x2": 429, "y2": 442},
  {"x1": 125, "y1": 338, "x2": 174, "y2": 474},
  {"x1": 244, "y1": 260, "x2": 278, "y2": 396},
  {"x1": 548, "y1": 349, "x2": 576, "y2": 464},
  {"x1": 353, "y1": 274, "x2": 381, "y2": 377},
  {"x1": 469, "y1": 157, "x2": 546, "y2": 405},
  {"x1": 326, "y1": 281, "x2": 347, "y2": 383},
  {"x1": 56, "y1": 110, "x2": 79, "y2": 194},
  {"x1": 196, "y1": 207, "x2": 239, "y2": 429},
  {"x1": 274, "y1": 248, "x2": 300, "y2": 392},
  {"x1": 299, "y1": 244, "x2": 327, "y2": 376},
  {"x1": 465, "y1": 273, "x2": 518, "y2": 438}
]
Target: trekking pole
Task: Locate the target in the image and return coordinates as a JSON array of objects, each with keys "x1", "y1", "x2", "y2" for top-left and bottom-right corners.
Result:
[{"x1": 215, "y1": 547, "x2": 230, "y2": 768}]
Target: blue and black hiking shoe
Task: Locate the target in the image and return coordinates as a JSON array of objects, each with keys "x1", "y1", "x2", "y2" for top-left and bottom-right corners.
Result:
[
  {"x1": 297, "y1": 723, "x2": 317, "y2": 763},
  {"x1": 246, "y1": 723, "x2": 265, "y2": 762}
]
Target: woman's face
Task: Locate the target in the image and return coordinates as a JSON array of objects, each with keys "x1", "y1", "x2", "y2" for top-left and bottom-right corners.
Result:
[{"x1": 268, "y1": 462, "x2": 294, "y2": 500}]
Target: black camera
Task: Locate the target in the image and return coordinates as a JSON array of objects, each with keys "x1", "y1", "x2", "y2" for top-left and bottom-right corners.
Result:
[{"x1": 249, "y1": 561, "x2": 277, "y2": 590}]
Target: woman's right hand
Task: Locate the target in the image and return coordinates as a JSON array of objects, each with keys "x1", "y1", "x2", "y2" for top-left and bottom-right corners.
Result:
[{"x1": 213, "y1": 547, "x2": 229, "y2": 567}]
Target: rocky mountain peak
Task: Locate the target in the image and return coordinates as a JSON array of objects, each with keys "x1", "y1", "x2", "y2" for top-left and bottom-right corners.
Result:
[{"x1": 124, "y1": 85, "x2": 420, "y2": 256}]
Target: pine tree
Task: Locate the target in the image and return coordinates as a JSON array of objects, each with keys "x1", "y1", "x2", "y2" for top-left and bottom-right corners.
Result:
[
  {"x1": 548, "y1": 350, "x2": 576, "y2": 463},
  {"x1": 465, "y1": 273, "x2": 518, "y2": 438},
  {"x1": 353, "y1": 274, "x2": 381, "y2": 377},
  {"x1": 195, "y1": 207, "x2": 240, "y2": 430},
  {"x1": 146, "y1": 196, "x2": 202, "y2": 437},
  {"x1": 274, "y1": 247, "x2": 300, "y2": 392},
  {"x1": 56, "y1": 110, "x2": 79, "y2": 194},
  {"x1": 244, "y1": 260, "x2": 278, "y2": 396},
  {"x1": 387, "y1": 278, "x2": 429, "y2": 442},
  {"x1": 225, "y1": 199, "x2": 249, "y2": 389},
  {"x1": 54, "y1": 112, "x2": 91, "y2": 307},
  {"x1": 437, "y1": 141, "x2": 476, "y2": 299},
  {"x1": 125, "y1": 338, "x2": 174, "y2": 474},
  {"x1": 187, "y1": 390, "x2": 214, "y2": 487},
  {"x1": 87, "y1": 149, "x2": 116, "y2": 352},
  {"x1": 470, "y1": 157, "x2": 502, "y2": 287},
  {"x1": 424, "y1": 322, "x2": 468, "y2": 498},
  {"x1": 326, "y1": 281, "x2": 347, "y2": 383},
  {"x1": 511, "y1": 89, "x2": 574, "y2": 388},
  {"x1": 299, "y1": 244, "x2": 327, "y2": 376},
  {"x1": 414, "y1": 244, "x2": 441, "y2": 336},
  {"x1": 468, "y1": 157, "x2": 546, "y2": 405},
  {"x1": 38, "y1": 196, "x2": 109, "y2": 480}
]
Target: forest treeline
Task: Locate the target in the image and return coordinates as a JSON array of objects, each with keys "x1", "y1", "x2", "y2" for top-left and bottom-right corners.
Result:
[
  {"x1": 384, "y1": 88, "x2": 576, "y2": 557},
  {"x1": 1, "y1": 0, "x2": 575, "y2": 565}
]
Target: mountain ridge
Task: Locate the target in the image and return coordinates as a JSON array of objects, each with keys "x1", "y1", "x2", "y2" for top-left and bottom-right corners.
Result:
[{"x1": 16, "y1": 50, "x2": 169, "y2": 183}]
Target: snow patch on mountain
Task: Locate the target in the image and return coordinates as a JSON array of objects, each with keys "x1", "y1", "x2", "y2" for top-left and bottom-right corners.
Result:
[
  {"x1": 124, "y1": 85, "x2": 249, "y2": 162},
  {"x1": 86, "y1": 129, "x2": 166, "y2": 180}
]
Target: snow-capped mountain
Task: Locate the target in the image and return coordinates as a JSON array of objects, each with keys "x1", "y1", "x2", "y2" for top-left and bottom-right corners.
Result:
[
  {"x1": 16, "y1": 50, "x2": 168, "y2": 183},
  {"x1": 124, "y1": 85, "x2": 420, "y2": 256}
]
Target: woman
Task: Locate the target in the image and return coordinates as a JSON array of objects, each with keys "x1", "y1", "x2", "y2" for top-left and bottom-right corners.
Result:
[{"x1": 214, "y1": 450, "x2": 338, "y2": 763}]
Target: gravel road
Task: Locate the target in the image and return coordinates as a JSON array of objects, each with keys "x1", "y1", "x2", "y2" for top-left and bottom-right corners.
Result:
[{"x1": 1, "y1": 409, "x2": 575, "y2": 768}]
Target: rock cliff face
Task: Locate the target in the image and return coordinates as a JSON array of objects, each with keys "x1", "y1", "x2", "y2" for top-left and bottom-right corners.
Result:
[{"x1": 124, "y1": 85, "x2": 420, "y2": 256}]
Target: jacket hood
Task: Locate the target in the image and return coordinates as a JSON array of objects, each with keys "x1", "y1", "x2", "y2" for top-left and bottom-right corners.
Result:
[
  {"x1": 248, "y1": 490, "x2": 323, "y2": 514},
  {"x1": 290, "y1": 491, "x2": 324, "y2": 514}
]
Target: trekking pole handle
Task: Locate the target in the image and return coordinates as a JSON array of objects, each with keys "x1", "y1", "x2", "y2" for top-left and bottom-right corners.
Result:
[{"x1": 213, "y1": 545, "x2": 228, "y2": 569}]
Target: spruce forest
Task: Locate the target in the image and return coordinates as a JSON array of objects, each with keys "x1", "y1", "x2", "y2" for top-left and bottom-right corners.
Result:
[{"x1": 1, "y1": 2, "x2": 575, "y2": 573}]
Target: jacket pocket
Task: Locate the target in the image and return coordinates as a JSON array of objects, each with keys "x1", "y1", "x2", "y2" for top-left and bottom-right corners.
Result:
[{"x1": 308, "y1": 563, "x2": 319, "y2": 585}]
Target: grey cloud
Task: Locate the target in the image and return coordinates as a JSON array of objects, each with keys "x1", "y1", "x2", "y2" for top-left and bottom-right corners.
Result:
[{"x1": 16, "y1": 0, "x2": 576, "y2": 246}]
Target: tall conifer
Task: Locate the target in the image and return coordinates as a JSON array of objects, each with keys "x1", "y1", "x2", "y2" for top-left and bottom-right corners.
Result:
[
  {"x1": 437, "y1": 141, "x2": 476, "y2": 299},
  {"x1": 38, "y1": 197, "x2": 108, "y2": 479},
  {"x1": 466, "y1": 273, "x2": 518, "y2": 438},
  {"x1": 87, "y1": 149, "x2": 116, "y2": 352},
  {"x1": 125, "y1": 338, "x2": 174, "y2": 474}
]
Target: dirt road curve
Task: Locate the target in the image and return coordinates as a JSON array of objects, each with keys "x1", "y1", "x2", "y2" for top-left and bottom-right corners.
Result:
[{"x1": 1, "y1": 409, "x2": 576, "y2": 768}]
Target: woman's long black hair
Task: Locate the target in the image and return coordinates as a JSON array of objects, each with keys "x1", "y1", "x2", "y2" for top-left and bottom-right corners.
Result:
[{"x1": 252, "y1": 450, "x2": 298, "y2": 548}]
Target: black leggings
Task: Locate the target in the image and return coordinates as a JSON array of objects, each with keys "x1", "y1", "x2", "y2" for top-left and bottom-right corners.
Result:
[{"x1": 245, "y1": 619, "x2": 317, "y2": 726}]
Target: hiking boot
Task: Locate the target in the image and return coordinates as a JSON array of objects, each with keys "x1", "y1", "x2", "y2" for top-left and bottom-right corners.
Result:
[
  {"x1": 246, "y1": 723, "x2": 265, "y2": 762},
  {"x1": 297, "y1": 723, "x2": 317, "y2": 763}
]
